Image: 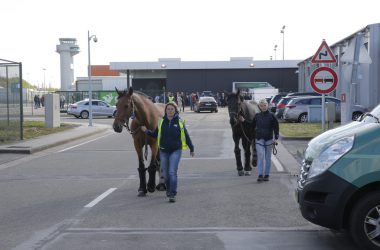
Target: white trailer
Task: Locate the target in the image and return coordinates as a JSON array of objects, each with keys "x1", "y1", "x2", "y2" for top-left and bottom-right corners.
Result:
[{"x1": 232, "y1": 82, "x2": 278, "y2": 101}]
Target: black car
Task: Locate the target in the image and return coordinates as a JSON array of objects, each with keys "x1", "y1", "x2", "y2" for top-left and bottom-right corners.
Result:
[{"x1": 194, "y1": 97, "x2": 218, "y2": 113}]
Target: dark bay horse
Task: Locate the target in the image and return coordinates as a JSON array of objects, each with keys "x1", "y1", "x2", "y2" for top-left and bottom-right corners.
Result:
[
  {"x1": 227, "y1": 89, "x2": 259, "y2": 176},
  {"x1": 113, "y1": 87, "x2": 166, "y2": 197}
]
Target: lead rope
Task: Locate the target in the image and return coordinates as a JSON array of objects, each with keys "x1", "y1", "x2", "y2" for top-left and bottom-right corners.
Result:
[{"x1": 256, "y1": 141, "x2": 278, "y2": 155}]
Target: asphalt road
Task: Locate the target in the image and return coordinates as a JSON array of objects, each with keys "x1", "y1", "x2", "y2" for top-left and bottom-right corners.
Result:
[{"x1": 0, "y1": 109, "x2": 359, "y2": 250}]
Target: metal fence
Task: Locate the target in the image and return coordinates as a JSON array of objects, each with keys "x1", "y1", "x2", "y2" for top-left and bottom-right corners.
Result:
[
  {"x1": 55, "y1": 88, "x2": 167, "y2": 111},
  {"x1": 0, "y1": 59, "x2": 23, "y2": 142}
]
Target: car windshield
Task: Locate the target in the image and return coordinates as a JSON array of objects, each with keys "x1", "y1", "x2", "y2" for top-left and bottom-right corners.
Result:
[
  {"x1": 359, "y1": 104, "x2": 380, "y2": 123},
  {"x1": 200, "y1": 97, "x2": 215, "y2": 102}
]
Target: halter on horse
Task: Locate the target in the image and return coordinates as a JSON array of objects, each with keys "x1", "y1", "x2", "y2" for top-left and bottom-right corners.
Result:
[
  {"x1": 227, "y1": 89, "x2": 258, "y2": 176},
  {"x1": 113, "y1": 87, "x2": 166, "y2": 197}
]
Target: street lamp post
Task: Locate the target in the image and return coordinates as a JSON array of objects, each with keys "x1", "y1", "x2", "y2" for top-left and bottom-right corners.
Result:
[
  {"x1": 42, "y1": 68, "x2": 46, "y2": 90},
  {"x1": 87, "y1": 30, "x2": 97, "y2": 127},
  {"x1": 280, "y1": 25, "x2": 286, "y2": 60},
  {"x1": 274, "y1": 45, "x2": 278, "y2": 60}
]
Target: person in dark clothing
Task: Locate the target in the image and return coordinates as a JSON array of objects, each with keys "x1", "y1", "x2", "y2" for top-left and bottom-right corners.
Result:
[
  {"x1": 239, "y1": 98, "x2": 279, "y2": 182},
  {"x1": 141, "y1": 102, "x2": 194, "y2": 202}
]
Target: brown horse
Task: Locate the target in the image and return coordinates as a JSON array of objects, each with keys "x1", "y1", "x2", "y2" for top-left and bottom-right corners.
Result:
[{"x1": 113, "y1": 87, "x2": 166, "y2": 197}]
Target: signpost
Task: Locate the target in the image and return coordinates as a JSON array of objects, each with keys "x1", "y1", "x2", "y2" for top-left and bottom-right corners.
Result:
[
  {"x1": 310, "y1": 67, "x2": 338, "y2": 94},
  {"x1": 311, "y1": 40, "x2": 337, "y2": 64},
  {"x1": 310, "y1": 40, "x2": 337, "y2": 131}
]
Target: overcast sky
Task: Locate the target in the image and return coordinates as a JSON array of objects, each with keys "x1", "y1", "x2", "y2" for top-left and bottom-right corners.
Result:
[{"x1": 1, "y1": 0, "x2": 379, "y2": 89}]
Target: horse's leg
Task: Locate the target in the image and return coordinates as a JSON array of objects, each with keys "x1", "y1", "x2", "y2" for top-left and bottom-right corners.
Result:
[
  {"x1": 155, "y1": 152, "x2": 166, "y2": 191},
  {"x1": 147, "y1": 142, "x2": 159, "y2": 193},
  {"x1": 233, "y1": 133, "x2": 244, "y2": 176},
  {"x1": 242, "y1": 137, "x2": 252, "y2": 175},
  {"x1": 251, "y1": 137, "x2": 257, "y2": 167},
  {"x1": 134, "y1": 140, "x2": 147, "y2": 197}
]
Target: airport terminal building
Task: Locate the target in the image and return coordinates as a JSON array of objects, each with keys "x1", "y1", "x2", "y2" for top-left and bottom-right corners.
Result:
[{"x1": 107, "y1": 58, "x2": 300, "y2": 95}]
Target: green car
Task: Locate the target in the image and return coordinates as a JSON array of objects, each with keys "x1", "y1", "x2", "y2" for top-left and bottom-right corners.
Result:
[{"x1": 296, "y1": 104, "x2": 380, "y2": 250}]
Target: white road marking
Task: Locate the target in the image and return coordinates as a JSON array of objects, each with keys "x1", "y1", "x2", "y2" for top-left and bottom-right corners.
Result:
[
  {"x1": 58, "y1": 133, "x2": 112, "y2": 152},
  {"x1": 272, "y1": 155, "x2": 284, "y2": 172},
  {"x1": 84, "y1": 188, "x2": 117, "y2": 208}
]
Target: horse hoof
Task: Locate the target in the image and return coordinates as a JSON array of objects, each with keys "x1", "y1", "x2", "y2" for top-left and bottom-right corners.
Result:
[
  {"x1": 156, "y1": 183, "x2": 167, "y2": 191},
  {"x1": 137, "y1": 191, "x2": 147, "y2": 197},
  {"x1": 147, "y1": 185, "x2": 156, "y2": 193}
]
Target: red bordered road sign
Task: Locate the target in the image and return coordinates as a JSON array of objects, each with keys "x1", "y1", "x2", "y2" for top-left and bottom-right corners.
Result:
[
  {"x1": 311, "y1": 40, "x2": 337, "y2": 64},
  {"x1": 310, "y1": 67, "x2": 338, "y2": 94}
]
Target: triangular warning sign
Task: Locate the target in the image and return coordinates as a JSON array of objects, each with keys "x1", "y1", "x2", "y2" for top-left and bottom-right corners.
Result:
[{"x1": 311, "y1": 40, "x2": 337, "y2": 63}]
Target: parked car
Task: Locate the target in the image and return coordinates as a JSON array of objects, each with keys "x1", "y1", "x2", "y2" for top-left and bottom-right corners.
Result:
[
  {"x1": 296, "y1": 103, "x2": 380, "y2": 249},
  {"x1": 201, "y1": 91, "x2": 214, "y2": 97},
  {"x1": 283, "y1": 96, "x2": 366, "y2": 123},
  {"x1": 286, "y1": 92, "x2": 322, "y2": 97},
  {"x1": 274, "y1": 97, "x2": 296, "y2": 119},
  {"x1": 194, "y1": 96, "x2": 218, "y2": 113},
  {"x1": 269, "y1": 93, "x2": 287, "y2": 113},
  {"x1": 67, "y1": 99, "x2": 117, "y2": 119}
]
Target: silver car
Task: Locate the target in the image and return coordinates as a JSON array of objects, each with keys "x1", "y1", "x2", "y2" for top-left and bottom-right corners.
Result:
[
  {"x1": 67, "y1": 99, "x2": 117, "y2": 119},
  {"x1": 283, "y1": 96, "x2": 367, "y2": 123}
]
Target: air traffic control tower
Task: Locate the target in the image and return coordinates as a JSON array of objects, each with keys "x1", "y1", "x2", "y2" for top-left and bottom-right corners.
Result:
[{"x1": 56, "y1": 38, "x2": 80, "y2": 91}]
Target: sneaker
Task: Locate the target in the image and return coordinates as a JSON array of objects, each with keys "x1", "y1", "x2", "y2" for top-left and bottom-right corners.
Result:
[
  {"x1": 244, "y1": 171, "x2": 251, "y2": 176},
  {"x1": 263, "y1": 175, "x2": 269, "y2": 181},
  {"x1": 238, "y1": 170, "x2": 244, "y2": 176},
  {"x1": 169, "y1": 196, "x2": 176, "y2": 203},
  {"x1": 257, "y1": 175, "x2": 263, "y2": 182}
]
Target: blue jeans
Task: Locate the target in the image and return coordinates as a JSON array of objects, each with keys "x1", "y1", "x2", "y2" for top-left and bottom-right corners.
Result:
[
  {"x1": 255, "y1": 139, "x2": 273, "y2": 176},
  {"x1": 160, "y1": 149, "x2": 182, "y2": 197}
]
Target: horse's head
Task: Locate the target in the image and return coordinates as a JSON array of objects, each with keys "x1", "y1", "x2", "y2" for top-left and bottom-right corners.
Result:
[
  {"x1": 113, "y1": 87, "x2": 134, "y2": 133},
  {"x1": 226, "y1": 89, "x2": 244, "y2": 127}
]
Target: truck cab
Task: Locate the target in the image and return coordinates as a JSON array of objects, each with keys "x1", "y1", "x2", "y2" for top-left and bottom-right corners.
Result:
[{"x1": 296, "y1": 103, "x2": 380, "y2": 250}]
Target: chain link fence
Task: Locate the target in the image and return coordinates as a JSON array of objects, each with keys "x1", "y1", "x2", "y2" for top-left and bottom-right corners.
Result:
[{"x1": 0, "y1": 59, "x2": 23, "y2": 143}]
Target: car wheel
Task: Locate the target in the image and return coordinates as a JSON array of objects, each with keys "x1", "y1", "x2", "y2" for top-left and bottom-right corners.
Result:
[
  {"x1": 80, "y1": 111, "x2": 89, "y2": 119},
  {"x1": 298, "y1": 113, "x2": 308, "y2": 123},
  {"x1": 352, "y1": 112, "x2": 362, "y2": 121},
  {"x1": 349, "y1": 192, "x2": 380, "y2": 250},
  {"x1": 215, "y1": 109, "x2": 218, "y2": 113}
]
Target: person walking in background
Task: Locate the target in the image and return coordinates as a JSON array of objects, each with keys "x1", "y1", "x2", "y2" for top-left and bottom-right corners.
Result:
[
  {"x1": 177, "y1": 94, "x2": 183, "y2": 112},
  {"x1": 141, "y1": 102, "x2": 194, "y2": 202},
  {"x1": 239, "y1": 98, "x2": 279, "y2": 182},
  {"x1": 60, "y1": 95, "x2": 66, "y2": 109},
  {"x1": 181, "y1": 92, "x2": 185, "y2": 112},
  {"x1": 154, "y1": 95, "x2": 160, "y2": 103}
]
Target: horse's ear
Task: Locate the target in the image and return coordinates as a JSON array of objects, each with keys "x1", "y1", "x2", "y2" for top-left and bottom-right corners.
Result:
[
  {"x1": 128, "y1": 87, "x2": 134, "y2": 96},
  {"x1": 115, "y1": 87, "x2": 122, "y2": 96}
]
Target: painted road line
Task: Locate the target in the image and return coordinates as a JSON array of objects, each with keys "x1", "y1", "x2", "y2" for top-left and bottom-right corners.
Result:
[
  {"x1": 272, "y1": 155, "x2": 284, "y2": 172},
  {"x1": 84, "y1": 188, "x2": 117, "y2": 208},
  {"x1": 58, "y1": 133, "x2": 112, "y2": 152}
]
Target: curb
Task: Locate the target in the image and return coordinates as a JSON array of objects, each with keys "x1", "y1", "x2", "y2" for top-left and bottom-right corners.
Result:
[
  {"x1": 0, "y1": 127, "x2": 108, "y2": 154},
  {"x1": 279, "y1": 132, "x2": 313, "y2": 141},
  {"x1": 280, "y1": 136, "x2": 313, "y2": 141}
]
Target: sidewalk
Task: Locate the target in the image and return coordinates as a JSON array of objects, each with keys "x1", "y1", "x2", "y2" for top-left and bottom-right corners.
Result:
[{"x1": 0, "y1": 123, "x2": 109, "y2": 154}]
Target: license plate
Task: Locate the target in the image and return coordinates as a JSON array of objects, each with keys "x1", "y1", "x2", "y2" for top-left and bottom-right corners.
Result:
[{"x1": 205, "y1": 103, "x2": 211, "y2": 106}]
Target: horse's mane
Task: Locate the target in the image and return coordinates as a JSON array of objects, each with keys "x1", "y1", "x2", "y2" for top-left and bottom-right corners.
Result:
[
  {"x1": 131, "y1": 92, "x2": 164, "y2": 128},
  {"x1": 134, "y1": 91, "x2": 152, "y2": 100},
  {"x1": 241, "y1": 100, "x2": 259, "y2": 122}
]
